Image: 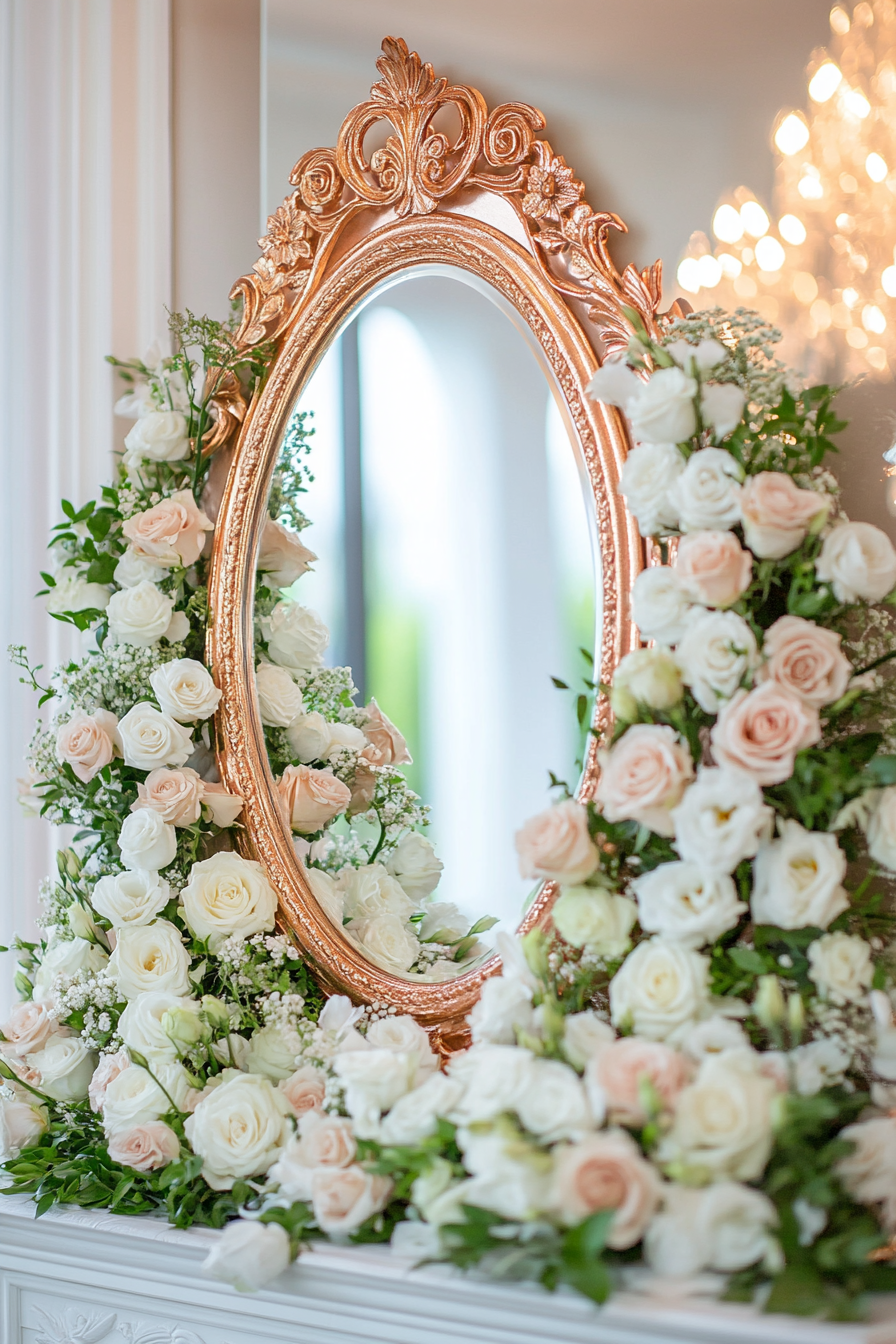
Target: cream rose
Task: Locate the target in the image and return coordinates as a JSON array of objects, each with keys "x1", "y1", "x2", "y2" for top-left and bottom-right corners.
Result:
[
  {"x1": 180, "y1": 852, "x2": 278, "y2": 947},
  {"x1": 261, "y1": 600, "x2": 329, "y2": 671},
  {"x1": 245, "y1": 1024, "x2": 299, "y2": 1081},
  {"x1": 868, "y1": 786, "x2": 896, "y2": 872},
  {"x1": 631, "y1": 565, "x2": 695, "y2": 646},
  {"x1": 711, "y1": 682, "x2": 820, "y2": 785},
  {"x1": 816, "y1": 520, "x2": 896, "y2": 603},
  {"x1": 551, "y1": 888, "x2": 637, "y2": 957},
  {"x1": 595, "y1": 724, "x2": 694, "y2": 837},
  {"x1": 45, "y1": 570, "x2": 110, "y2": 616},
  {"x1": 629, "y1": 365, "x2": 698, "y2": 445},
  {"x1": 122, "y1": 410, "x2": 189, "y2": 466},
  {"x1": 338, "y1": 864, "x2": 415, "y2": 922},
  {"x1": 550, "y1": 1130, "x2": 661, "y2": 1246},
  {"x1": 102, "y1": 1061, "x2": 190, "y2": 1133},
  {"x1": 645, "y1": 1181, "x2": 777, "y2": 1277},
  {"x1": 758, "y1": 615, "x2": 851, "y2": 709},
  {"x1": 515, "y1": 799, "x2": 598, "y2": 883},
  {"x1": 132, "y1": 767, "x2": 203, "y2": 826},
  {"x1": 149, "y1": 658, "x2": 221, "y2": 722},
  {"x1": 184, "y1": 1070, "x2": 292, "y2": 1190},
  {"x1": 117, "y1": 701, "x2": 193, "y2": 770},
  {"x1": 254, "y1": 662, "x2": 304, "y2": 728},
  {"x1": 675, "y1": 530, "x2": 753, "y2": 608},
  {"x1": 106, "y1": 582, "x2": 184, "y2": 647},
  {"x1": 114, "y1": 549, "x2": 167, "y2": 588},
  {"x1": 348, "y1": 913, "x2": 420, "y2": 976},
  {"x1": 0, "y1": 1096, "x2": 46, "y2": 1159},
  {"x1": 378, "y1": 1072, "x2": 466, "y2": 1147},
  {"x1": 118, "y1": 808, "x2": 177, "y2": 872},
  {"x1": 268, "y1": 1111, "x2": 356, "y2": 1201},
  {"x1": 108, "y1": 920, "x2": 192, "y2": 998},
  {"x1": 334, "y1": 1047, "x2": 418, "y2": 1137},
  {"x1": 668, "y1": 447, "x2": 743, "y2": 533},
  {"x1": 55, "y1": 710, "x2": 119, "y2": 783},
  {"x1": 609, "y1": 938, "x2": 709, "y2": 1042},
  {"x1": 278, "y1": 764, "x2": 351, "y2": 834},
  {"x1": 118, "y1": 992, "x2": 196, "y2": 1063},
  {"x1": 633, "y1": 862, "x2": 746, "y2": 947},
  {"x1": 515, "y1": 1057, "x2": 595, "y2": 1142},
  {"x1": 662, "y1": 1048, "x2": 776, "y2": 1181},
  {"x1": 741, "y1": 471, "x2": 828, "y2": 559},
  {"x1": 122, "y1": 489, "x2": 213, "y2": 567},
  {"x1": 366, "y1": 1016, "x2": 437, "y2": 1074},
  {"x1": 808, "y1": 931, "x2": 874, "y2": 1005},
  {"x1": 92, "y1": 870, "x2": 171, "y2": 929},
  {"x1": 27, "y1": 1037, "x2": 96, "y2": 1101},
  {"x1": 385, "y1": 832, "x2": 443, "y2": 900},
  {"x1": 752, "y1": 821, "x2": 848, "y2": 929},
  {"x1": 585, "y1": 356, "x2": 641, "y2": 411},
  {"x1": 304, "y1": 866, "x2": 344, "y2": 927},
  {"x1": 362, "y1": 698, "x2": 412, "y2": 766},
  {"x1": 311, "y1": 1165, "x2": 394, "y2": 1235},
  {"x1": 202, "y1": 1219, "x2": 291, "y2": 1293},
  {"x1": 285, "y1": 711, "x2": 332, "y2": 763},
  {"x1": 0, "y1": 1001, "x2": 54, "y2": 1057},
  {"x1": 586, "y1": 1036, "x2": 690, "y2": 1126},
  {"x1": 618, "y1": 443, "x2": 684, "y2": 537},
  {"x1": 836, "y1": 1115, "x2": 896, "y2": 1230},
  {"x1": 257, "y1": 518, "x2": 317, "y2": 588},
  {"x1": 700, "y1": 382, "x2": 746, "y2": 439},
  {"x1": 107, "y1": 1121, "x2": 180, "y2": 1171},
  {"x1": 447, "y1": 1044, "x2": 537, "y2": 1126},
  {"x1": 672, "y1": 766, "x2": 773, "y2": 873},
  {"x1": 32, "y1": 936, "x2": 108, "y2": 1004},
  {"x1": 611, "y1": 648, "x2": 682, "y2": 716},
  {"x1": 279, "y1": 1064, "x2": 327, "y2": 1119},
  {"x1": 676, "y1": 609, "x2": 758, "y2": 714},
  {"x1": 562, "y1": 1011, "x2": 615, "y2": 1071},
  {"x1": 469, "y1": 976, "x2": 535, "y2": 1046}
]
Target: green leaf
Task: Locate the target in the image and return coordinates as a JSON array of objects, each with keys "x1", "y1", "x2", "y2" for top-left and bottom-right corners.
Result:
[
  {"x1": 729, "y1": 946, "x2": 770, "y2": 975},
  {"x1": 764, "y1": 1263, "x2": 826, "y2": 1316}
]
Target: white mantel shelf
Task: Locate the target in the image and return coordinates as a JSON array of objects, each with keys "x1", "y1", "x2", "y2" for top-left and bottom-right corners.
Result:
[{"x1": 1, "y1": 1193, "x2": 895, "y2": 1344}]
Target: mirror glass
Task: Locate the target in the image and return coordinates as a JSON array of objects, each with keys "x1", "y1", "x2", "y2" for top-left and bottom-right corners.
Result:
[{"x1": 253, "y1": 271, "x2": 599, "y2": 979}]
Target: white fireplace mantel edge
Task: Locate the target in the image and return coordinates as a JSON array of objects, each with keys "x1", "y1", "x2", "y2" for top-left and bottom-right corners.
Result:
[{"x1": 1, "y1": 1192, "x2": 895, "y2": 1344}]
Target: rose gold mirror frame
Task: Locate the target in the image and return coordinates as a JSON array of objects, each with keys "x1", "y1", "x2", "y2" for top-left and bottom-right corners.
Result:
[{"x1": 207, "y1": 37, "x2": 680, "y2": 1051}]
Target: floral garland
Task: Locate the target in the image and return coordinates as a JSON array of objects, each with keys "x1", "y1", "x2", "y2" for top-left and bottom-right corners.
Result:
[{"x1": 3, "y1": 306, "x2": 896, "y2": 1322}]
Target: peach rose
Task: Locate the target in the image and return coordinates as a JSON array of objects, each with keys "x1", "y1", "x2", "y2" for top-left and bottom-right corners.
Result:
[
  {"x1": 55, "y1": 709, "x2": 119, "y2": 783},
  {"x1": 362, "y1": 699, "x2": 412, "y2": 767},
  {"x1": 200, "y1": 781, "x2": 245, "y2": 827},
  {"x1": 757, "y1": 615, "x2": 852, "y2": 708},
  {"x1": 711, "y1": 682, "x2": 821, "y2": 785},
  {"x1": 277, "y1": 764, "x2": 351, "y2": 834},
  {"x1": 675, "y1": 530, "x2": 753, "y2": 608},
  {"x1": 347, "y1": 763, "x2": 378, "y2": 818},
  {"x1": 586, "y1": 1037, "x2": 691, "y2": 1126},
  {"x1": 257, "y1": 518, "x2": 317, "y2": 588},
  {"x1": 106, "y1": 1120, "x2": 180, "y2": 1171},
  {"x1": 515, "y1": 799, "x2": 599, "y2": 884},
  {"x1": 310, "y1": 1164, "x2": 393, "y2": 1235},
  {"x1": 549, "y1": 1130, "x2": 662, "y2": 1246},
  {"x1": 279, "y1": 1064, "x2": 327, "y2": 1118},
  {"x1": 0, "y1": 1001, "x2": 54, "y2": 1057},
  {"x1": 88, "y1": 1050, "x2": 130, "y2": 1113},
  {"x1": 132, "y1": 767, "x2": 204, "y2": 825},
  {"x1": 596, "y1": 725, "x2": 694, "y2": 837},
  {"x1": 740, "y1": 472, "x2": 829, "y2": 560},
  {"x1": 122, "y1": 489, "x2": 213, "y2": 567}
]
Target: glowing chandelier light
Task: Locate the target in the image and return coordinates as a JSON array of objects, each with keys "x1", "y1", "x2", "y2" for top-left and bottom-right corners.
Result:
[{"x1": 677, "y1": 1, "x2": 896, "y2": 381}]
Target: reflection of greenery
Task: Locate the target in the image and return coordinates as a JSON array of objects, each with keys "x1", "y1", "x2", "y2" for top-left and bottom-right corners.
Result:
[
  {"x1": 558, "y1": 583, "x2": 596, "y2": 776},
  {"x1": 366, "y1": 599, "x2": 424, "y2": 798},
  {"x1": 269, "y1": 408, "x2": 315, "y2": 534}
]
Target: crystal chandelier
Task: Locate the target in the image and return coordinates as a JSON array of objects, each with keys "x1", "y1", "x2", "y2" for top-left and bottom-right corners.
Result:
[{"x1": 676, "y1": 0, "x2": 896, "y2": 383}]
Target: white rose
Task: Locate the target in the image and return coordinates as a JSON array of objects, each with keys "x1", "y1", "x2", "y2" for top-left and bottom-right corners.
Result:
[
  {"x1": 633, "y1": 862, "x2": 746, "y2": 948},
  {"x1": 118, "y1": 809, "x2": 177, "y2": 872},
  {"x1": 91, "y1": 870, "x2": 171, "y2": 928},
  {"x1": 868, "y1": 786, "x2": 896, "y2": 873},
  {"x1": 149, "y1": 659, "x2": 221, "y2": 722},
  {"x1": 751, "y1": 821, "x2": 848, "y2": 930},
  {"x1": 261, "y1": 600, "x2": 329, "y2": 670},
  {"x1": 27, "y1": 1036, "x2": 96, "y2": 1101},
  {"x1": 107, "y1": 581, "x2": 182, "y2": 647},
  {"x1": 108, "y1": 920, "x2": 192, "y2": 998},
  {"x1": 468, "y1": 976, "x2": 535, "y2": 1046},
  {"x1": 0, "y1": 1095, "x2": 46, "y2": 1159},
  {"x1": 661, "y1": 1048, "x2": 776, "y2": 1181},
  {"x1": 612, "y1": 648, "x2": 682, "y2": 714},
  {"x1": 455, "y1": 1128, "x2": 553, "y2": 1221},
  {"x1": 285, "y1": 711, "x2": 332, "y2": 762},
  {"x1": 302, "y1": 866, "x2": 343, "y2": 927},
  {"x1": 609, "y1": 938, "x2": 709, "y2": 1042},
  {"x1": 631, "y1": 565, "x2": 696, "y2": 646},
  {"x1": 31, "y1": 936, "x2": 108, "y2": 1004},
  {"x1": 45, "y1": 570, "x2": 110, "y2": 615},
  {"x1": 385, "y1": 832, "x2": 444, "y2": 900},
  {"x1": 446, "y1": 1043, "x2": 537, "y2": 1125},
  {"x1": 102, "y1": 1063, "x2": 187, "y2": 1134},
  {"x1": 339, "y1": 864, "x2": 415, "y2": 921},
  {"x1": 836, "y1": 1114, "x2": 896, "y2": 1231},
  {"x1": 114, "y1": 549, "x2": 167, "y2": 588},
  {"x1": 366, "y1": 1016, "x2": 437, "y2": 1078},
  {"x1": 184, "y1": 1070, "x2": 292, "y2": 1189},
  {"x1": 347, "y1": 914, "x2": 419, "y2": 975},
  {"x1": 416, "y1": 902, "x2": 468, "y2": 943},
  {"x1": 203, "y1": 1219, "x2": 291, "y2": 1293},
  {"x1": 683, "y1": 1014, "x2": 750, "y2": 1061},
  {"x1": 667, "y1": 447, "x2": 743, "y2": 532},
  {"x1": 618, "y1": 443, "x2": 683, "y2": 537},
  {"x1": 562, "y1": 1011, "x2": 616, "y2": 1070},
  {"x1": 629, "y1": 366, "x2": 698, "y2": 445},
  {"x1": 245, "y1": 1025, "x2": 299, "y2": 1081},
  {"x1": 700, "y1": 382, "x2": 747, "y2": 440},
  {"x1": 672, "y1": 766, "x2": 773, "y2": 874},
  {"x1": 117, "y1": 702, "x2": 193, "y2": 770},
  {"x1": 378, "y1": 1073, "x2": 465, "y2": 1146},
  {"x1": 675, "y1": 610, "x2": 759, "y2": 713},
  {"x1": 816, "y1": 521, "x2": 896, "y2": 603},
  {"x1": 180, "y1": 852, "x2": 278, "y2": 947},
  {"x1": 645, "y1": 1181, "x2": 777, "y2": 1277},
  {"x1": 123, "y1": 410, "x2": 189, "y2": 465},
  {"x1": 118, "y1": 992, "x2": 196, "y2": 1063},
  {"x1": 789, "y1": 1037, "x2": 850, "y2": 1095},
  {"x1": 808, "y1": 931, "x2": 874, "y2": 1005},
  {"x1": 585, "y1": 357, "x2": 641, "y2": 410},
  {"x1": 255, "y1": 662, "x2": 304, "y2": 728},
  {"x1": 515, "y1": 1057, "x2": 593, "y2": 1142},
  {"x1": 666, "y1": 337, "x2": 727, "y2": 373},
  {"x1": 333, "y1": 1049, "x2": 418, "y2": 1137},
  {"x1": 551, "y1": 888, "x2": 637, "y2": 957}
]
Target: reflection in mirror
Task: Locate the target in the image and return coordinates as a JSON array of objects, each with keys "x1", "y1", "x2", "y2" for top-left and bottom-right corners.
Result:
[{"x1": 253, "y1": 273, "x2": 599, "y2": 978}]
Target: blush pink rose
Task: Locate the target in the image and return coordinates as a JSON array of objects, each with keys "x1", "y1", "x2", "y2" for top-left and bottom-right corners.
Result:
[
  {"x1": 515, "y1": 799, "x2": 599, "y2": 884},
  {"x1": 122, "y1": 489, "x2": 213, "y2": 567},
  {"x1": 132, "y1": 767, "x2": 204, "y2": 825},
  {"x1": 257, "y1": 518, "x2": 317, "y2": 588},
  {"x1": 88, "y1": 1050, "x2": 130, "y2": 1113},
  {"x1": 106, "y1": 1120, "x2": 180, "y2": 1171},
  {"x1": 711, "y1": 682, "x2": 821, "y2": 785},
  {"x1": 277, "y1": 764, "x2": 352, "y2": 834},
  {"x1": 586, "y1": 1037, "x2": 691, "y2": 1126},
  {"x1": 741, "y1": 472, "x2": 829, "y2": 560},
  {"x1": 549, "y1": 1130, "x2": 662, "y2": 1245},
  {"x1": 310, "y1": 1165, "x2": 393, "y2": 1235},
  {"x1": 279, "y1": 1064, "x2": 327, "y2": 1118},
  {"x1": 347, "y1": 763, "x2": 378, "y2": 819},
  {"x1": 55, "y1": 709, "x2": 119, "y2": 783},
  {"x1": 362, "y1": 699, "x2": 412, "y2": 767},
  {"x1": 0, "y1": 1001, "x2": 54, "y2": 1057},
  {"x1": 757, "y1": 615, "x2": 852, "y2": 708},
  {"x1": 675, "y1": 530, "x2": 753, "y2": 608},
  {"x1": 596, "y1": 725, "x2": 694, "y2": 837},
  {"x1": 200, "y1": 781, "x2": 245, "y2": 827}
]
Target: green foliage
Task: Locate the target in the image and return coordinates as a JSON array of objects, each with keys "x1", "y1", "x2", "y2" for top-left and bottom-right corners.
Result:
[{"x1": 766, "y1": 734, "x2": 882, "y2": 831}]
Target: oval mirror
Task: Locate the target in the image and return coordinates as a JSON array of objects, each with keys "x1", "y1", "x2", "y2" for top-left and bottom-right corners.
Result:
[{"x1": 208, "y1": 37, "x2": 671, "y2": 1047}]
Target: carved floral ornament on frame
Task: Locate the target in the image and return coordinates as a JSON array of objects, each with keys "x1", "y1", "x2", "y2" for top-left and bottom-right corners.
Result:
[{"x1": 207, "y1": 35, "x2": 680, "y2": 1037}]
